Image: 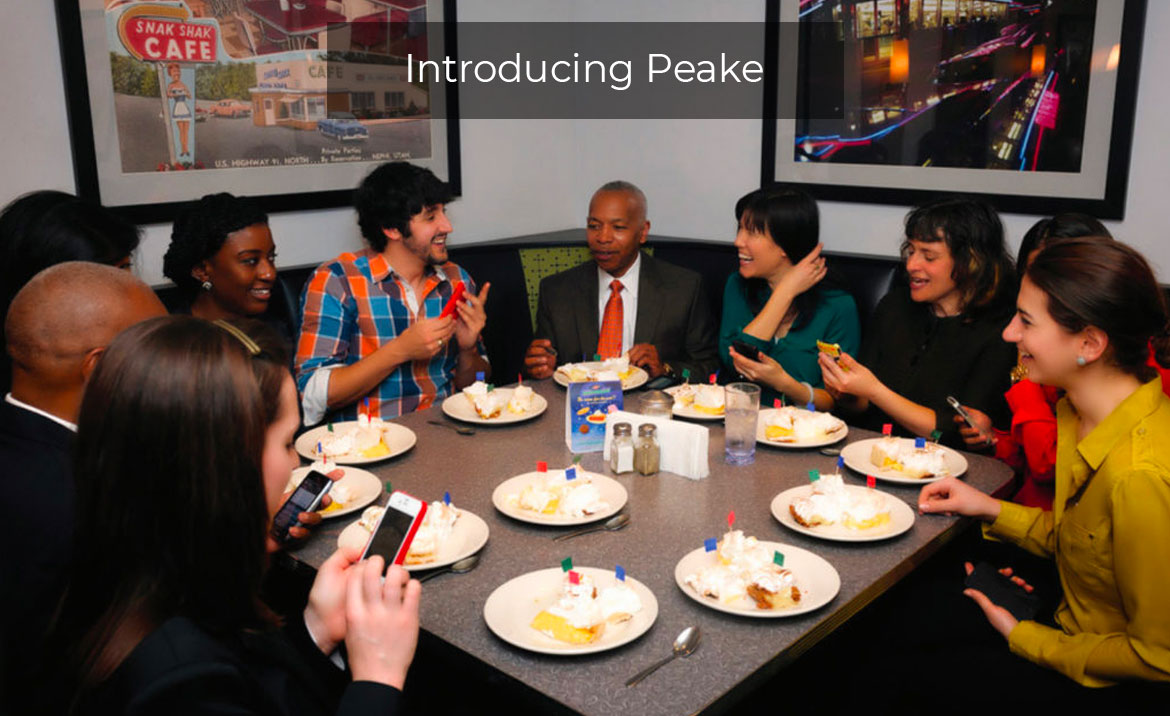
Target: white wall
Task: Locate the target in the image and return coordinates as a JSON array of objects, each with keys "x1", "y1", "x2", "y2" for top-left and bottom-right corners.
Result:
[{"x1": 3, "y1": 1, "x2": 1166, "y2": 285}]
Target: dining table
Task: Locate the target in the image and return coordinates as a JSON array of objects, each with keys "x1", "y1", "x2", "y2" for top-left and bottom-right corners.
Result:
[{"x1": 290, "y1": 378, "x2": 1015, "y2": 715}]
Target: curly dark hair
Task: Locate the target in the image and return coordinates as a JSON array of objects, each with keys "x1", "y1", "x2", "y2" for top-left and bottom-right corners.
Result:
[
  {"x1": 163, "y1": 193, "x2": 268, "y2": 298},
  {"x1": 355, "y1": 162, "x2": 454, "y2": 252},
  {"x1": 902, "y1": 196, "x2": 1016, "y2": 319}
]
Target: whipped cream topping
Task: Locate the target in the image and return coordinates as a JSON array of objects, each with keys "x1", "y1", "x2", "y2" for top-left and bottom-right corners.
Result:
[
  {"x1": 694, "y1": 384, "x2": 725, "y2": 410},
  {"x1": 409, "y1": 500, "x2": 461, "y2": 556},
  {"x1": 318, "y1": 431, "x2": 355, "y2": 458},
  {"x1": 508, "y1": 384, "x2": 535, "y2": 412},
  {"x1": 509, "y1": 469, "x2": 609, "y2": 518},
  {"x1": 546, "y1": 572, "x2": 642, "y2": 629},
  {"x1": 765, "y1": 406, "x2": 845, "y2": 441},
  {"x1": 686, "y1": 529, "x2": 798, "y2": 606},
  {"x1": 790, "y1": 473, "x2": 888, "y2": 527}
]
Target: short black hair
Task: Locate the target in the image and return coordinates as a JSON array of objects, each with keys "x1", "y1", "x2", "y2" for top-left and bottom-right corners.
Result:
[
  {"x1": 355, "y1": 162, "x2": 453, "y2": 252},
  {"x1": 163, "y1": 193, "x2": 268, "y2": 298},
  {"x1": 903, "y1": 196, "x2": 1016, "y2": 318},
  {"x1": 1017, "y1": 212, "x2": 1111, "y2": 272}
]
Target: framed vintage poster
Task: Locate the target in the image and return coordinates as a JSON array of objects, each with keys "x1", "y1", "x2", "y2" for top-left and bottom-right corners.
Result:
[
  {"x1": 762, "y1": 0, "x2": 1146, "y2": 219},
  {"x1": 55, "y1": 0, "x2": 460, "y2": 223}
]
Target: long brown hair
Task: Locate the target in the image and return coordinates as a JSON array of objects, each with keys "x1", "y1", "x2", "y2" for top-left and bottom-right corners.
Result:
[
  {"x1": 1027, "y1": 236, "x2": 1170, "y2": 378},
  {"x1": 51, "y1": 316, "x2": 279, "y2": 701}
]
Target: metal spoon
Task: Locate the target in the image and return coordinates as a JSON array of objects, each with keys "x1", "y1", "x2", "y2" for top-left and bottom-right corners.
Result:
[
  {"x1": 818, "y1": 447, "x2": 841, "y2": 456},
  {"x1": 626, "y1": 626, "x2": 701, "y2": 687},
  {"x1": 552, "y1": 513, "x2": 630, "y2": 542},
  {"x1": 427, "y1": 419, "x2": 475, "y2": 436},
  {"x1": 416, "y1": 554, "x2": 480, "y2": 583}
]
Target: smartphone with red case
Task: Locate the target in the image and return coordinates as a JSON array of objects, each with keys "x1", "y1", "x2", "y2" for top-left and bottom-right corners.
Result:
[
  {"x1": 362, "y1": 491, "x2": 428, "y2": 567},
  {"x1": 439, "y1": 282, "x2": 467, "y2": 319}
]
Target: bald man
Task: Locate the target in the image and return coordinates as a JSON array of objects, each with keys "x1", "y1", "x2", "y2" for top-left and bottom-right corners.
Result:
[
  {"x1": 1, "y1": 262, "x2": 164, "y2": 703},
  {"x1": 524, "y1": 181, "x2": 719, "y2": 380}
]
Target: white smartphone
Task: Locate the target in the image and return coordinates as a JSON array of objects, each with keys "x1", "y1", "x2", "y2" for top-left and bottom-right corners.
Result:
[{"x1": 363, "y1": 490, "x2": 428, "y2": 568}]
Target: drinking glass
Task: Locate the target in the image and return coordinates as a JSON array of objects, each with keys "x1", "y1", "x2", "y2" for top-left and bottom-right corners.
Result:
[{"x1": 724, "y1": 382, "x2": 759, "y2": 465}]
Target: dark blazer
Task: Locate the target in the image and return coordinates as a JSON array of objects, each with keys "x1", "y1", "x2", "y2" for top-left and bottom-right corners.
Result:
[
  {"x1": 86, "y1": 616, "x2": 400, "y2": 716},
  {"x1": 533, "y1": 253, "x2": 720, "y2": 378},
  {"x1": 0, "y1": 399, "x2": 75, "y2": 709}
]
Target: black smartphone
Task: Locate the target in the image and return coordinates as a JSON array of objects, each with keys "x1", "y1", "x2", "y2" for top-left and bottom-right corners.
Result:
[
  {"x1": 963, "y1": 562, "x2": 1042, "y2": 622},
  {"x1": 270, "y1": 470, "x2": 332, "y2": 543},
  {"x1": 731, "y1": 340, "x2": 761, "y2": 362}
]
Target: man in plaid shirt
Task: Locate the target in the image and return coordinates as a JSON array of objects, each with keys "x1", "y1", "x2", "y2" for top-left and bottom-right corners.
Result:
[{"x1": 296, "y1": 163, "x2": 490, "y2": 424}]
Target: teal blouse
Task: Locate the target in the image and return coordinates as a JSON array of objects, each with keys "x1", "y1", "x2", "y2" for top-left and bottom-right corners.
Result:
[{"x1": 719, "y1": 274, "x2": 861, "y2": 406}]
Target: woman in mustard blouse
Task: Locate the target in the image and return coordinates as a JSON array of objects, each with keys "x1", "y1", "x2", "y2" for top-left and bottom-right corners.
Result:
[
  {"x1": 720, "y1": 186, "x2": 860, "y2": 410},
  {"x1": 920, "y1": 237, "x2": 1170, "y2": 692}
]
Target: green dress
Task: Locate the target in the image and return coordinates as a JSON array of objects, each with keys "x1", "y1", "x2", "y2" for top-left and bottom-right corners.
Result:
[{"x1": 719, "y1": 274, "x2": 860, "y2": 407}]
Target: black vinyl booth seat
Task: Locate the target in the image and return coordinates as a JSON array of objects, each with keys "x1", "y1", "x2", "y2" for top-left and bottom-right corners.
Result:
[{"x1": 152, "y1": 232, "x2": 902, "y2": 383}]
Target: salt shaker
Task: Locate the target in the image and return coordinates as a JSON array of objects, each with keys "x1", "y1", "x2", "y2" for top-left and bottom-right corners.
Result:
[
  {"x1": 634, "y1": 423, "x2": 660, "y2": 475},
  {"x1": 610, "y1": 422, "x2": 635, "y2": 474}
]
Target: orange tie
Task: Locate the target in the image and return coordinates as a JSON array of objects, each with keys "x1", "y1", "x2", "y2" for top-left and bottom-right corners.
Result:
[{"x1": 597, "y1": 279, "x2": 623, "y2": 359}]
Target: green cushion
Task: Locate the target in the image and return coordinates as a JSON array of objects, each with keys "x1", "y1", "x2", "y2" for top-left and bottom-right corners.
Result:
[{"x1": 518, "y1": 247, "x2": 653, "y2": 328}]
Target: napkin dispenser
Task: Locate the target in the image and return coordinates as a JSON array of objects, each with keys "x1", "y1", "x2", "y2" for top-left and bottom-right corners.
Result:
[{"x1": 603, "y1": 411, "x2": 709, "y2": 479}]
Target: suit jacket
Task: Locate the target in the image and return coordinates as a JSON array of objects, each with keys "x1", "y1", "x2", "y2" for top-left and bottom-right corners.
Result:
[
  {"x1": 86, "y1": 616, "x2": 401, "y2": 716},
  {"x1": 0, "y1": 399, "x2": 75, "y2": 711},
  {"x1": 534, "y1": 253, "x2": 719, "y2": 378}
]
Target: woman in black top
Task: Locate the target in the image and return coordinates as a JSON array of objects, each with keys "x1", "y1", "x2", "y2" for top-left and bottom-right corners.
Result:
[
  {"x1": 47, "y1": 317, "x2": 418, "y2": 714},
  {"x1": 819, "y1": 197, "x2": 1017, "y2": 447}
]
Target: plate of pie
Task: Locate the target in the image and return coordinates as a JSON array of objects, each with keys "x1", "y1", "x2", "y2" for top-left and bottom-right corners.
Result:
[
  {"x1": 674, "y1": 533, "x2": 840, "y2": 618},
  {"x1": 296, "y1": 419, "x2": 416, "y2": 465},
  {"x1": 491, "y1": 469, "x2": 627, "y2": 526},
  {"x1": 664, "y1": 384, "x2": 725, "y2": 421},
  {"x1": 553, "y1": 360, "x2": 649, "y2": 391},
  {"x1": 441, "y1": 387, "x2": 548, "y2": 424},
  {"x1": 483, "y1": 566, "x2": 658, "y2": 655},
  {"x1": 337, "y1": 501, "x2": 490, "y2": 571},
  {"x1": 755, "y1": 407, "x2": 848, "y2": 449},
  {"x1": 770, "y1": 482, "x2": 915, "y2": 542},
  {"x1": 840, "y1": 437, "x2": 967, "y2": 485},
  {"x1": 287, "y1": 465, "x2": 382, "y2": 520}
]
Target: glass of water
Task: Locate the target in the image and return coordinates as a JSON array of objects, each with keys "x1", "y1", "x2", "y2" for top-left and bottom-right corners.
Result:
[{"x1": 724, "y1": 382, "x2": 760, "y2": 465}]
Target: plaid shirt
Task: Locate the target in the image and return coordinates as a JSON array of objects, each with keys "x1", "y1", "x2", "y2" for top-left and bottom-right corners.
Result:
[{"x1": 296, "y1": 249, "x2": 483, "y2": 422}]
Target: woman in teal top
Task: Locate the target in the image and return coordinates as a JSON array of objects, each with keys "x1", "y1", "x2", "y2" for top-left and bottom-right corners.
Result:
[{"x1": 720, "y1": 186, "x2": 860, "y2": 410}]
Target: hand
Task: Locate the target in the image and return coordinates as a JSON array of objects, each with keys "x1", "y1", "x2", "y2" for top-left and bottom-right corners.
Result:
[
  {"x1": 917, "y1": 476, "x2": 1001, "y2": 521},
  {"x1": 818, "y1": 351, "x2": 879, "y2": 400},
  {"x1": 628, "y1": 344, "x2": 664, "y2": 378},
  {"x1": 954, "y1": 406, "x2": 996, "y2": 448},
  {"x1": 345, "y1": 558, "x2": 421, "y2": 690},
  {"x1": 524, "y1": 339, "x2": 557, "y2": 379},
  {"x1": 304, "y1": 545, "x2": 363, "y2": 655},
  {"x1": 963, "y1": 562, "x2": 1022, "y2": 640},
  {"x1": 729, "y1": 347, "x2": 790, "y2": 393},
  {"x1": 267, "y1": 469, "x2": 344, "y2": 553},
  {"x1": 454, "y1": 282, "x2": 490, "y2": 351},
  {"x1": 775, "y1": 243, "x2": 827, "y2": 297},
  {"x1": 395, "y1": 316, "x2": 456, "y2": 362}
]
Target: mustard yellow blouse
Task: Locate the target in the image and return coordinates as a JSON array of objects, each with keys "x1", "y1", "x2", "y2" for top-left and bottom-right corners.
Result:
[{"x1": 986, "y1": 377, "x2": 1170, "y2": 687}]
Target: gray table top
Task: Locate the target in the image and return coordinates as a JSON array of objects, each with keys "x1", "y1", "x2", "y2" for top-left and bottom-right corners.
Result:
[{"x1": 290, "y1": 380, "x2": 1013, "y2": 715}]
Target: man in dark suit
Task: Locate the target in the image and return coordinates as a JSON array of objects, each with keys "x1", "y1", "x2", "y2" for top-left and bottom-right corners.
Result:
[
  {"x1": 0, "y1": 262, "x2": 165, "y2": 708},
  {"x1": 523, "y1": 181, "x2": 719, "y2": 380}
]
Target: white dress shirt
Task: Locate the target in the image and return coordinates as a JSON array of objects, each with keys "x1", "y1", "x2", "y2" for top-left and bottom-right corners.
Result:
[
  {"x1": 5, "y1": 393, "x2": 77, "y2": 432},
  {"x1": 596, "y1": 253, "x2": 641, "y2": 356}
]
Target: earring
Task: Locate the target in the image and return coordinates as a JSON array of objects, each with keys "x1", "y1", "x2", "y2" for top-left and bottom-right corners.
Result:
[
  {"x1": 1076, "y1": 356, "x2": 1087, "y2": 367},
  {"x1": 201, "y1": 280, "x2": 213, "y2": 291}
]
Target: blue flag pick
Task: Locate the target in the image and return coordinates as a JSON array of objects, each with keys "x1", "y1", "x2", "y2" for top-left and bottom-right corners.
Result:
[
  {"x1": 704, "y1": 537, "x2": 717, "y2": 552},
  {"x1": 443, "y1": 491, "x2": 451, "y2": 505},
  {"x1": 806, "y1": 401, "x2": 816, "y2": 412},
  {"x1": 615, "y1": 565, "x2": 626, "y2": 582},
  {"x1": 837, "y1": 456, "x2": 845, "y2": 469},
  {"x1": 476, "y1": 371, "x2": 484, "y2": 382},
  {"x1": 565, "y1": 467, "x2": 577, "y2": 481},
  {"x1": 915, "y1": 437, "x2": 926, "y2": 449}
]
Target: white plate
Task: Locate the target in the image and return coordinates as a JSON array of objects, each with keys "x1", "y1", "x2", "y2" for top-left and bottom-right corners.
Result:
[
  {"x1": 770, "y1": 485, "x2": 916, "y2": 542},
  {"x1": 491, "y1": 471, "x2": 628, "y2": 526},
  {"x1": 289, "y1": 466, "x2": 382, "y2": 520},
  {"x1": 337, "y1": 507, "x2": 490, "y2": 572},
  {"x1": 440, "y1": 389, "x2": 549, "y2": 424},
  {"x1": 553, "y1": 364, "x2": 649, "y2": 391},
  {"x1": 483, "y1": 567, "x2": 658, "y2": 655},
  {"x1": 755, "y1": 408, "x2": 848, "y2": 449},
  {"x1": 674, "y1": 541, "x2": 840, "y2": 618},
  {"x1": 840, "y1": 438, "x2": 968, "y2": 485},
  {"x1": 663, "y1": 384, "x2": 725, "y2": 421},
  {"x1": 295, "y1": 421, "x2": 417, "y2": 464}
]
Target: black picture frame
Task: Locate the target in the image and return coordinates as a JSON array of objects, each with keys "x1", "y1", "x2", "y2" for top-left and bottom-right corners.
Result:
[
  {"x1": 762, "y1": 0, "x2": 1146, "y2": 219},
  {"x1": 55, "y1": 0, "x2": 461, "y2": 224}
]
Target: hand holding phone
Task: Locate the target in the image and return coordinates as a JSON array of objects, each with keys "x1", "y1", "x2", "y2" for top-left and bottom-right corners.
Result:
[
  {"x1": 363, "y1": 491, "x2": 428, "y2": 568},
  {"x1": 439, "y1": 282, "x2": 467, "y2": 319},
  {"x1": 964, "y1": 562, "x2": 1041, "y2": 622},
  {"x1": 271, "y1": 470, "x2": 333, "y2": 543},
  {"x1": 947, "y1": 396, "x2": 994, "y2": 446}
]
